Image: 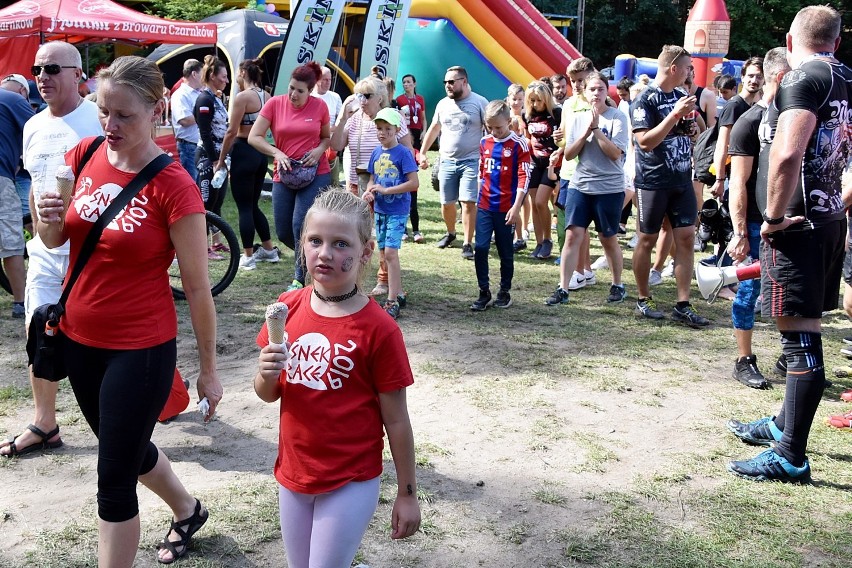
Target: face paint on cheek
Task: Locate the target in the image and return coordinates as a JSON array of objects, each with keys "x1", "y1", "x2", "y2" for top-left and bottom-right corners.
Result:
[{"x1": 341, "y1": 257, "x2": 355, "y2": 272}]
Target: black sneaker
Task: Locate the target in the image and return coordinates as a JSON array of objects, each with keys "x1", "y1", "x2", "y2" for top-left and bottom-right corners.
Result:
[
  {"x1": 544, "y1": 286, "x2": 569, "y2": 306},
  {"x1": 842, "y1": 346, "x2": 852, "y2": 359},
  {"x1": 493, "y1": 290, "x2": 512, "y2": 308},
  {"x1": 397, "y1": 293, "x2": 407, "y2": 309},
  {"x1": 461, "y1": 243, "x2": 474, "y2": 260},
  {"x1": 512, "y1": 239, "x2": 527, "y2": 253},
  {"x1": 733, "y1": 355, "x2": 769, "y2": 389},
  {"x1": 774, "y1": 354, "x2": 787, "y2": 376},
  {"x1": 470, "y1": 289, "x2": 492, "y2": 311},
  {"x1": 607, "y1": 284, "x2": 626, "y2": 304},
  {"x1": 671, "y1": 304, "x2": 710, "y2": 328},
  {"x1": 436, "y1": 232, "x2": 456, "y2": 249},
  {"x1": 844, "y1": 336, "x2": 852, "y2": 346},
  {"x1": 727, "y1": 448, "x2": 811, "y2": 484},
  {"x1": 636, "y1": 297, "x2": 664, "y2": 319},
  {"x1": 726, "y1": 416, "x2": 783, "y2": 446}
]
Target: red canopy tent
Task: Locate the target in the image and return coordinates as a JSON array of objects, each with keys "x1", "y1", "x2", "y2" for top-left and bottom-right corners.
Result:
[{"x1": 0, "y1": 0, "x2": 218, "y2": 77}]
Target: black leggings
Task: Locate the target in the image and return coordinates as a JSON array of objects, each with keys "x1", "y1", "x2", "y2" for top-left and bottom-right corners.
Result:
[
  {"x1": 230, "y1": 138, "x2": 272, "y2": 249},
  {"x1": 409, "y1": 190, "x2": 420, "y2": 232},
  {"x1": 196, "y1": 147, "x2": 228, "y2": 215},
  {"x1": 64, "y1": 336, "x2": 176, "y2": 523}
]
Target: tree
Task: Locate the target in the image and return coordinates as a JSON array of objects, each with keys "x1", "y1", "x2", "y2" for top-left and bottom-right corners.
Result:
[{"x1": 146, "y1": 0, "x2": 224, "y2": 22}]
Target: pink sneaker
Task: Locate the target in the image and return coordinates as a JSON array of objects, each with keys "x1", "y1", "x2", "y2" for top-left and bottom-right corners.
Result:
[{"x1": 207, "y1": 248, "x2": 225, "y2": 261}]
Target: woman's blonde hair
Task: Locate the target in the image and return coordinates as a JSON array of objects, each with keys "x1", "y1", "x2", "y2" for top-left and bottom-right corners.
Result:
[
  {"x1": 354, "y1": 76, "x2": 389, "y2": 109},
  {"x1": 524, "y1": 81, "x2": 555, "y2": 118},
  {"x1": 300, "y1": 188, "x2": 374, "y2": 290},
  {"x1": 98, "y1": 56, "x2": 164, "y2": 108}
]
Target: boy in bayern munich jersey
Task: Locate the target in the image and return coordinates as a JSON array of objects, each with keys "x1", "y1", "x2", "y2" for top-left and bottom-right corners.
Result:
[{"x1": 470, "y1": 100, "x2": 530, "y2": 311}]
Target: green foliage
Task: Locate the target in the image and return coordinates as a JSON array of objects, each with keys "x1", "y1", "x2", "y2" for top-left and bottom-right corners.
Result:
[{"x1": 146, "y1": 0, "x2": 225, "y2": 22}]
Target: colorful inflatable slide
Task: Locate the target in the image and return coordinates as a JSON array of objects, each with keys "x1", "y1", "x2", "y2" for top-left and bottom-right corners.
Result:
[{"x1": 400, "y1": 0, "x2": 582, "y2": 112}]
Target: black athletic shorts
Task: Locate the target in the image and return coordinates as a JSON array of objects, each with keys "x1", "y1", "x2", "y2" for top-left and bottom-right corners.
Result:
[
  {"x1": 760, "y1": 218, "x2": 845, "y2": 318},
  {"x1": 528, "y1": 157, "x2": 559, "y2": 189},
  {"x1": 635, "y1": 183, "x2": 697, "y2": 234}
]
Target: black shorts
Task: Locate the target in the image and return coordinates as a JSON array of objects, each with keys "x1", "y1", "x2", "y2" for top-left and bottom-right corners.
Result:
[
  {"x1": 843, "y1": 220, "x2": 852, "y2": 285},
  {"x1": 529, "y1": 157, "x2": 558, "y2": 189},
  {"x1": 760, "y1": 218, "x2": 845, "y2": 319},
  {"x1": 635, "y1": 184, "x2": 697, "y2": 234}
]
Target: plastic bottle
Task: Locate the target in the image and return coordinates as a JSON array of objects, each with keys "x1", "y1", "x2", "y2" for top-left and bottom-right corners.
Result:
[{"x1": 211, "y1": 156, "x2": 231, "y2": 189}]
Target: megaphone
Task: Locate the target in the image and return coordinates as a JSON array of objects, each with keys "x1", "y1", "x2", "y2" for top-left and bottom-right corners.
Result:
[{"x1": 696, "y1": 260, "x2": 761, "y2": 302}]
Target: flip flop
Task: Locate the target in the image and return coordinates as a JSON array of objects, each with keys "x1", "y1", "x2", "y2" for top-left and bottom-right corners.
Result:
[
  {"x1": 157, "y1": 498, "x2": 208, "y2": 564},
  {"x1": 1, "y1": 424, "x2": 63, "y2": 458}
]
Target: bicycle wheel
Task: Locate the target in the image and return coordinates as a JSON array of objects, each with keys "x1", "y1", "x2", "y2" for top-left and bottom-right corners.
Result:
[{"x1": 170, "y1": 211, "x2": 239, "y2": 300}]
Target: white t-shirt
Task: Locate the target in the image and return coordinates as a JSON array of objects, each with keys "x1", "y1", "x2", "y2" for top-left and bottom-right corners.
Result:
[
  {"x1": 22, "y1": 99, "x2": 103, "y2": 255},
  {"x1": 171, "y1": 82, "x2": 201, "y2": 143},
  {"x1": 314, "y1": 90, "x2": 343, "y2": 128}
]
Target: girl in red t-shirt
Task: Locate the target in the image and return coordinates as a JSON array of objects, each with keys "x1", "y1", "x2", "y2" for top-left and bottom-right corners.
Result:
[{"x1": 255, "y1": 189, "x2": 420, "y2": 567}]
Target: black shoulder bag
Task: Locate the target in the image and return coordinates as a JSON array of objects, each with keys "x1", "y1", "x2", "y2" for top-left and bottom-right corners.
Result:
[{"x1": 26, "y1": 147, "x2": 173, "y2": 382}]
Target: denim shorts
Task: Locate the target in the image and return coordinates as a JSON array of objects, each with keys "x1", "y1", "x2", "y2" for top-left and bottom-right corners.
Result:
[
  {"x1": 375, "y1": 213, "x2": 409, "y2": 250},
  {"x1": 438, "y1": 157, "x2": 479, "y2": 205}
]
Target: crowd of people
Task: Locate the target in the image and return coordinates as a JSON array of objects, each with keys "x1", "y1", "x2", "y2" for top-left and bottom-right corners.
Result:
[{"x1": 0, "y1": 3, "x2": 849, "y2": 565}]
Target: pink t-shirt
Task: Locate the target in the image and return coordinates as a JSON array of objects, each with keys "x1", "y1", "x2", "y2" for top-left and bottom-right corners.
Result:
[
  {"x1": 259, "y1": 95, "x2": 330, "y2": 179},
  {"x1": 344, "y1": 109, "x2": 408, "y2": 185}
]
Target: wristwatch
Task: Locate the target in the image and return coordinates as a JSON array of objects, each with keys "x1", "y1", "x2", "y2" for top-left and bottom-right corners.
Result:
[{"x1": 763, "y1": 210, "x2": 785, "y2": 225}]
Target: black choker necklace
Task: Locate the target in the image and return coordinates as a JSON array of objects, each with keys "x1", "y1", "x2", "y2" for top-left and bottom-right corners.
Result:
[{"x1": 313, "y1": 286, "x2": 358, "y2": 303}]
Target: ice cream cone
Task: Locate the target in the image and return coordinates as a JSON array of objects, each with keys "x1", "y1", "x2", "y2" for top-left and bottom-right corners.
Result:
[
  {"x1": 265, "y1": 302, "x2": 288, "y2": 345},
  {"x1": 55, "y1": 165, "x2": 75, "y2": 227}
]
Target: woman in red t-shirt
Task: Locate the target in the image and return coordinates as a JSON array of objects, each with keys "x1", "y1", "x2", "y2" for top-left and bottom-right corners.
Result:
[
  {"x1": 36, "y1": 56, "x2": 222, "y2": 565},
  {"x1": 255, "y1": 189, "x2": 420, "y2": 567},
  {"x1": 248, "y1": 61, "x2": 331, "y2": 291}
]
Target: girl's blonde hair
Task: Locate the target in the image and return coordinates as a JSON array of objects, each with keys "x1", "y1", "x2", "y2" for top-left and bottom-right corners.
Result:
[
  {"x1": 506, "y1": 83, "x2": 524, "y2": 101},
  {"x1": 300, "y1": 188, "x2": 374, "y2": 290},
  {"x1": 524, "y1": 81, "x2": 555, "y2": 118}
]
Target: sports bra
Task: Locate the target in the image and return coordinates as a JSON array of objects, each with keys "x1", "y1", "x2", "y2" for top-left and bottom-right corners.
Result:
[{"x1": 240, "y1": 88, "x2": 266, "y2": 126}]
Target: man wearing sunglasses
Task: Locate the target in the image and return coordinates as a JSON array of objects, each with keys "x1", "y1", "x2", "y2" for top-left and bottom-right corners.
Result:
[
  {"x1": 418, "y1": 66, "x2": 488, "y2": 259},
  {"x1": 0, "y1": 41, "x2": 102, "y2": 458}
]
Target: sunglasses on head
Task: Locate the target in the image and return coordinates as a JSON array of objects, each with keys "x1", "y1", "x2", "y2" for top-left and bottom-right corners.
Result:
[
  {"x1": 356, "y1": 92, "x2": 373, "y2": 101},
  {"x1": 32, "y1": 64, "x2": 76, "y2": 76}
]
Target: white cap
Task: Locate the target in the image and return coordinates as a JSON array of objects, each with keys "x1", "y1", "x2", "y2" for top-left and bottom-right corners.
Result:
[{"x1": 2, "y1": 73, "x2": 29, "y2": 96}]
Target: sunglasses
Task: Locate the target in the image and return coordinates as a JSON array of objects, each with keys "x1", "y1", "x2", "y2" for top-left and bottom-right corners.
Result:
[
  {"x1": 355, "y1": 93, "x2": 373, "y2": 102},
  {"x1": 444, "y1": 78, "x2": 463, "y2": 86},
  {"x1": 32, "y1": 64, "x2": 76, "y2": 76}
]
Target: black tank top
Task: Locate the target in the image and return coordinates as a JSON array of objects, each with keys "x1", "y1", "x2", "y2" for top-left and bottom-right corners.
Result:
[{"x1": 695, "y1": 86, "x2": 708, "y2": 124}]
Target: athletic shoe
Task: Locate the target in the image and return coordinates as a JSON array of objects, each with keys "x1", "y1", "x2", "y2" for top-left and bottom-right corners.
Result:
[
  {"x1": 286, "y1": 279, "x2": 304, "y2": 292},
  {"x1": 660, "y1": 260, "x2": 674, "y2": 279},
  {"x1": 470, "y1": 289, "x2": 492, "y2": 311},
  {"x1": 636, "y1": 297, "x2": 664, "y2": 320},
  {"x1": 11, "y1": 303, "x2": 24, "y2": 319},
  {"x1": 567, "y1": 271, "x2": 586, "y2": 290},
  {"x1": 512, "y1": 239, "x2": 527, "y2": 253},
  {"x1": 627, "y1": 234, "x2": 639, "y2": 248},
  {"x1": 436, "y1": 233, "x2": 456, "y2": 249},
  {"x1": 693, "y1": 234, "x2": 704, "y2": 252},
  {"x1": 733, "y1": 355, "x2": 768, "y2": 389},
  {"x1": 841, "y1": 346, "x2": 852, "y2": 359},
  {"x1": 648, "y1": 269, "x2": 663, "y2": 286},
  {"x1": 726, "y1": 416, "x2": 783, "y2": 446},
  {"x1": 617, "y1": 224, "x2": 627, "y2": 235},
  {"x1": 530, "y1": 243, "x2": 543, "y2": 258},
  {"x1": 584, "y1": 270, "x2": 596, "y2": 286},
  {"x1": 522, "y1": 229, "x2": 530, "y2": 241},
  {"x1": 207, "y1": 248, "x2": 225, "y2": 261},
  {"x1": 211, "y1": 242, "x2": 230, "y2": 253},
  {"x1": 544, "y1": 286, "x2": 569, "y2": 306},
  {"x1": 844, "y1": 336, "x2": 852, "y2": 346},
  {"x1": 461, "y1": 243, "x2": 475, "y2": 260},
  {"x1": 239, "y1": 255, "x2": 257, "y2": 271},
  {"x1": 413, "y1": 231, "x2": 424, "y2": 243},
  {"x1": 699, "y1": 255, "x2": 718, "y2": 267},
  {"x1": 553, "y1": 257, "x2": 561, "y2": 266},
  {"x1": 671, "y1": 304, "x2": 710, "y2": 328},
  {"x1": 607, "y1": 284, "x2": 626, "y2": 304},
  {"x1": 253, "y1": 246, "x2": 280, "y2": 263},
  {"x1": 835, "y1": 369, "x2": 852, "y2": 381},
  {"x1": 493, "y1": 290, "x2": 512, "y2": 308},
  {"x1": 383, "y1": 300, "x2": 400, "y2": 320},
  {"x1": 369, "y1": 283, "x2": 389, "y2": 296},
  {"x1": 590, "y1": 256, "x2": 608, "y2": 270},
  {"x1": 754, "y1": 295, "x2": 763, "y2": 314},
  {"x1": 538, "y1": 239, "x2": 553, "y2": 259},
  {"x1": 775, "y1": 354, "x2": 787, "y2": 376},
  {"x1": 401, "y1": 232, "x2": 409, "y2": 241},
  {"x1": 727, "y1": 449, "x2": 811, "y2": 483},
  {"x1": 396, "y1": 293, "x2": 407, "y2": 309},
  {"x1": 827, "y1": 410, "x2": 852, "y2": 428}
]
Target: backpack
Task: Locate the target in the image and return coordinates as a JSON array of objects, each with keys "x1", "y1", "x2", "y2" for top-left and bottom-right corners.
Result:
[{"x1": 693, "y1": 121, "x2": 720, "y2": 185}]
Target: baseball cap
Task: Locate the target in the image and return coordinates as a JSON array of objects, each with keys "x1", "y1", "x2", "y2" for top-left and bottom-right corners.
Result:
[
  {"x1": 2, "y1": 73, "x2": 29, "y2": 96},
  {"x1": 373, "y1": 107, "x2": 401, "y2": 128}
]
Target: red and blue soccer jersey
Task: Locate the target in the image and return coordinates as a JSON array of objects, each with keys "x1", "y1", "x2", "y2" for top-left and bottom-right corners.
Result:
[{"x1": 477, "y1": 132, "x2": 531, "y2": 213}]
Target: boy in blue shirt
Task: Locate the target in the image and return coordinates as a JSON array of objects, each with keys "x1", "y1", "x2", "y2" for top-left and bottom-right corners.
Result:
[{"x1": 366, "y1": 107, "x2": 419, "y2": 319}]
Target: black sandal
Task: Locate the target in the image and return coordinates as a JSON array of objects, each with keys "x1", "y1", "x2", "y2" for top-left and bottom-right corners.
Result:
[
  {"x1": 156, "y1": 498, "x2": 208, "y2": 564},
  {"x1": 1, "y1": 424, "x2": 62, "y2": 458}
]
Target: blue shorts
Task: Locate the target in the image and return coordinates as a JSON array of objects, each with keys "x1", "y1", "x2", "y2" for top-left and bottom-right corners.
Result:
[
  {"x1": 375, "y1": 213, "x2": 408, "y2": 250},
  {"x1": 562, "y1": 183, "x2": 625, "y2": 238},
  {"x1": 438, "y1": 157, "x2": 479, "y2": 204}
]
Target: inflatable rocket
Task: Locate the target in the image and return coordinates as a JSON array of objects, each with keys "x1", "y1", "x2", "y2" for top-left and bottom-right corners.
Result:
[{"x1": 684, "y1": 0, "x2": 730, "y2": 88}]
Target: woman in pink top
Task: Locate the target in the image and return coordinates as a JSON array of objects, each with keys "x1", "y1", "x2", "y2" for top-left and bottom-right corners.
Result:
[{"x1": 249, "y1": 61, "x2": 331, "y2": 290}]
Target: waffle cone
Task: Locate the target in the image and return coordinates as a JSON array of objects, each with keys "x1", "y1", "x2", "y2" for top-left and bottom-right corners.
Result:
[
  {"x1": 265, "y1": 302, "x2": 289, "y2": 345},
  {"x1": 56, "y1": 177, "x2": 74, "y2": 210}
]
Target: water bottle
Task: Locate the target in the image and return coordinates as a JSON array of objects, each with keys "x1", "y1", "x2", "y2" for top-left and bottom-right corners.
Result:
[{"x1": 211, "y1": 156, "x2": 230, "y2": 189}]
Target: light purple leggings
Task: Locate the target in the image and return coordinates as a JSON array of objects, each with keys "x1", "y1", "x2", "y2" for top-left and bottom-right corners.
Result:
[{"x1": 278, "y1": 476, "x2": 381, "y2": 568}]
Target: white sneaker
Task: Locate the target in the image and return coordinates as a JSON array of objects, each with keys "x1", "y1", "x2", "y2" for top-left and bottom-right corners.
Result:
[
  {"x1": 568, "y1": 271, "x2": 586, "y2": 290},
  {"x1": 590, "y1": 256, "x2": 609, "y2": 270},
  {"x1": 627, "y1": 234, "x2": 639, "y2": 248},
  {"x1": 693, "y1": 233, "x2": 702, "y2": 252},
  {"x1": 584, "y1": 270, "x2": 596, "y2": 286},
  {"x1": 239, "y1": 255, "x2": 257, "y2": 271},
  {"x1": 253, "y1": 246, "x2": 280, "y2": 263},
  {"x1": 649, "y1": 269, "x2": 663, "y2": 286},
  {"x1": 660, "y1": 260, "x2": 674, "y2": 278}
]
